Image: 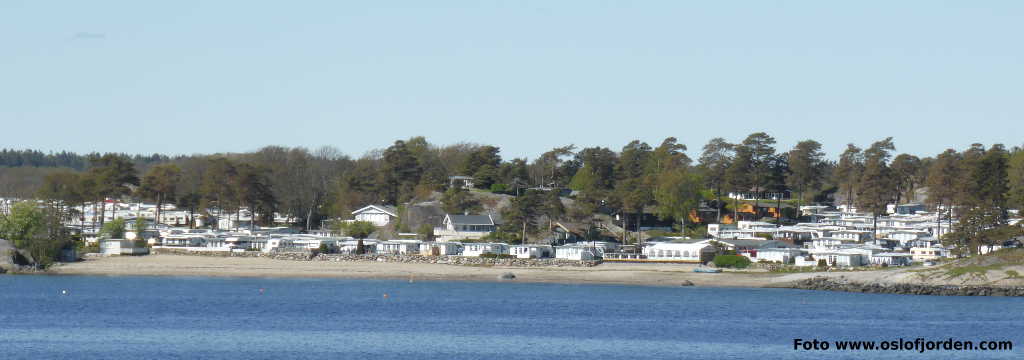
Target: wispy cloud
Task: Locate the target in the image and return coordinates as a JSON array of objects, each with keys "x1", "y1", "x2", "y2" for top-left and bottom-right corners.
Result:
[{"x1": 73, "y1": 32, "x2": 106, "y2": 40}]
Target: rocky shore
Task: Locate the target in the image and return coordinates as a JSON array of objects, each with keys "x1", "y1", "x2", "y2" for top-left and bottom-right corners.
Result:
[{"x1": 790, "y1": 276, "x2": 1024, "y2": 297}]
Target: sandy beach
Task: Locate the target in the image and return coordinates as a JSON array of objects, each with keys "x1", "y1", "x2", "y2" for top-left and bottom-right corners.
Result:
[{"x1": 46, "y1": 254, "x2": 911, "y2": 288}]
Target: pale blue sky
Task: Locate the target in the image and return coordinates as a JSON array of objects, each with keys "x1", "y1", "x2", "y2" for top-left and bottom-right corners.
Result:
[{"x1": 2, "y1": 1, "x2": 1021, "y2": 160}]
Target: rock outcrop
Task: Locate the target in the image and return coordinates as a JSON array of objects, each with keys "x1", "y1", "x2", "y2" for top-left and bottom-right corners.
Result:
[{"x1": 790, "y1": 276, "x2": 1024, "y2": 297}]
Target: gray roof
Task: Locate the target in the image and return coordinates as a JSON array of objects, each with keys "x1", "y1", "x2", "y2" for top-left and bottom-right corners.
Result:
[
  {"x1": 716, "y1": 239, "x2": 793, "y2": 249},
  {"x1": 448, "y1": 214, "x2": 494, "y2": 226}
]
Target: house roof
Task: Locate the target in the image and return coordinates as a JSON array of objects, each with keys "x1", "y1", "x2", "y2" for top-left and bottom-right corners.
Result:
[
  {"x1": 714, "y1": 239, "x2": 793, "y2": 249},
  {"x1": 447, "y1": 214, "x2": 495, "y2": 226},
  {"x1": 352, "y1": 205, "x2": 398, "y2": 217}
]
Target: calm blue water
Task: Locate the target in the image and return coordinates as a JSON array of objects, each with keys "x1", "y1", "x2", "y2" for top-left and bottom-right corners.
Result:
[{"x1": 1, "y1": 275, "x2": 1021, "y2": 360}]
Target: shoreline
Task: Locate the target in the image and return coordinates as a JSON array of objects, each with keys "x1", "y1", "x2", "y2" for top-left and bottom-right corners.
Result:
[
  {"x1": 35, "y1": 254, "x2": 1024, "y2": 296},
  {"x1": 43, "y1": 254, "x2": 786, "y2": 288}
]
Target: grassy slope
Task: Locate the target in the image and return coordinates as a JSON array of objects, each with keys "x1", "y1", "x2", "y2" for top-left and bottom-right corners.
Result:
[{"x1": 908, "y1": 248, "x2": 1024, "y2": 286}]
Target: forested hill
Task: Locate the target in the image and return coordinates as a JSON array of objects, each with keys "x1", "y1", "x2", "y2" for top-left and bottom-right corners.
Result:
[{"x1": 0, "y1": 149, "x2": 170, "y2": 171}]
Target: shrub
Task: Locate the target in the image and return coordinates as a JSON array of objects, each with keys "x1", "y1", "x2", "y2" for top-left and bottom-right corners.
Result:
[
  {"x1": 711, "y1": 255, "x2": 751, "y2": 269},
  {"x1": 479, "y1": 253, "x2": 515, "y2": 259},
  {"x1": 817, "y1": 259, "x2": 828, "y2": 268}
]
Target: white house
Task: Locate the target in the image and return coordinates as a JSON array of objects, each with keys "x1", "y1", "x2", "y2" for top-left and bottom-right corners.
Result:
[
  {"x1": 831, "y1": 230, "x2": 874, "y2": 242},
  {"x1": 707, "y1": 223, "x2": 737, "y2": 238},
  {"x1": 748, "y1": 248, "x2": 804, "y2": 264},
  {"x1": 435, "y1": 214, "x2": 498, "y2": 242},
  {"x1": 643, "y1": 241, "x2": 716, "y2": 263},
  {"x1": 449, "y1": 175, "x2": 475, "y2": 188},
  {"x1": 509, "y1": 244, "x2": 554, "y2": 259},
  {"x1": 910, "y1": 246, "x2": 949, "y2": 262},
  {"x1": 99, "y1": 239, "x2": 149, "y2": 256},
  {"x1": 263, "y1": 238, "x2": 297, "y2": 252},
  {"x1": 462, "y1": 243, "x2": 509, "y2": 257},
  {"x1": 378, "y1": 241, "x2": 422, "y2": 255},
  {"x1": 565, "y1": 241, "x2": 620, "y2": 256},
  {"x1": 351, "y1": 205, "x2": 398, "y2": 227},
  {"x1": 419, "y1": 242, "x2": 462, "y2": 256},
  {"x1": 870, "y1": 252, "x2": 914, "y2": 266},
  {"x1": 554, "y1": 245, "x2": 599, "y2": 261},
  {"x1": 810, "y1": 251, "x2": 864, "y2": 267}
]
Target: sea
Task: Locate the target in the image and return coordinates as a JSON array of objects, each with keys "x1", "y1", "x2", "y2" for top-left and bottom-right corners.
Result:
[{"x1": 1, "y1": 275, "x2": 1021, "y2": 360}]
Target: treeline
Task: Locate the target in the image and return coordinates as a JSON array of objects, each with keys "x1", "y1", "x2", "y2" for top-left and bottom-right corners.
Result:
[
  {"x1": 6, "y1": 134, "x2": 1024, "y2": 254},
  {"x1": 0, "y1": 148, "x2": 170, "y2": 171}
]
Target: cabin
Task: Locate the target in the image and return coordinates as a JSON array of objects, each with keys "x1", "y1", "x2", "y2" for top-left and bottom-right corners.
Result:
[
  {"x1": 378, "y1": 241, "x2": 422, "y2": 255},
  {"x1": 509, "y1": 244, "x2": 554, "y2": 259},
  {"x1": 419, "y1": 242, "x2": 462, "y2": 256},
  {"x1": 870, "y1": 253, "x2": 914, "y2": 266},
  {"x1": 910, "y1": 246, "x2": 949, "y2": 261},
  {"x1": 554, "y1": 245, "x2": 599, "y2": 261},
  {"x1": 448, "y1": 175, "x2": 475, "y2": 189},
  {"x1": 462, "y1": 241, "x2": 509, "y2": 255},
  {"x1": 802, "y1": 251, "x2": 863, "y2": 267},
  {"x1": 746, "y1": 248, "x2": 804, "y2": 264},
  {"x1": 99, "y1": 239, "x2": 149, "y2": 256},
  {"x1": 351, "y1": 205, "x2": 398, "y2": 227},
  {"x1": 643, "y1": 241, "x2": 716, "y2": 263}
]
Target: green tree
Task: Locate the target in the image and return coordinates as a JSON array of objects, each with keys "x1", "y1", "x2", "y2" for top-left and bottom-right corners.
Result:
[
  {"x1": 541, "y1": 189, "x2": 566, "y2": 231},
  {"x1": 532, "y1": 145, "x2": 577, "y2": 187},
  {"x1": 568, "y1": 147, "x2": 617, "y2": 191},
  {"x1": 724, "y1": 145, "x2": 753, "y2": 222},
  {"x1": 460, "y1": 146, "x2": 502, "y2": 187},
  {"x1": 786, "y1": 140, "x2": 825, "y2": 213},
  {"x1": 175, "y1": 192, "x2": 202, "y2": 228},
  {"x1": 501, "y1": 190, "x2": 543, "y2": 243},
  {"x1": 951, "y1": 144, "x2": 1011, "y2": 254},
  {"x1": 1009, "y1": 148, "x2": 1024, "y2": 210},
  {"x1": 0, "y1": 202, "x2": 45, "y2": 250},
  {"x1": 234, "y1": 163, "x2": 277, "y2": 231},
  {"x1": 0, "y1": 201, "x2": 69, "y2": 266},
  {"x1": 890, "y1": 154, "x2": 922, "y2": 205},
  {"x1": 647, "y1": 137, "x2": 690, "y2": 174},
  {"x1": 440, "y1": 184, "x2": 481, "y2": 214},
  {"x1": 341, "y1": 220, "x2": 376, "y2": 254},
  {"x1": 86, "y1": 154, "x2": 139, "y2": 227},
  {"x1": 417, "y1": 223, "x2": 435, "y2": 241},
  {"x1": 855, "y1": 138, "x2": 897, "y2": 239},
  {"x1": 138, "y1": 163, "x2": 181, "y2": 226},
  {"x1": 133, "y1": 217, "x2": 149, "y2": 246},
  {"x1": 379, "y1": 140, "x2": 422, "y2": 204},
  {"x1": 100, "y1": 218, "x2": 127, "y2": 239},
  {"x1": 37, "y1": 170, "x2": 84, "y2": 228},
  {"x1": 925, "y1": 149, "x2": 961, "y2": 238},
  {"x1": 736, "y1": 132, "x2": 777, "y2": 209},
  {"x1": 200, "y1": 157, "x2": 238, "y2": 229},
  {"x1": 834, "y1": 144, "x2": 864, "y2": 210},
  {"x1": 653, "y1": 169, "x2": 704, "y2": 231},
  {"x1": 698, "y1": 138, "x2": 734, "y2": 222}
]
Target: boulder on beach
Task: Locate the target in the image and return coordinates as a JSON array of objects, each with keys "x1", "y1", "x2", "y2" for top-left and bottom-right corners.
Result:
[
  {"x1": 0, "y1": 239, "x2": 15, "y2": 272},
  {"x1": 499, "y1": 272, "x2": 516, "y2": 280}
]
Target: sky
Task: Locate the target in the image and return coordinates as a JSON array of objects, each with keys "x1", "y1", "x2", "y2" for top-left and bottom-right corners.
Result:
[{"x1": 2, "y1": 1, "x2": 1022, "y2": 161}]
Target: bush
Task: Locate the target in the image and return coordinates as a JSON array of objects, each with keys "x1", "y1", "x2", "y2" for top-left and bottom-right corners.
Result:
[
  {"x1": 817, "y1": 259, "x2": 828, "y2": 268},
  {"x1": 479, "y1": 253, "x2": 515, "y2": 259},
  {"x1": 711, "y1": 255, "x2": 751, "y2": 269}
]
